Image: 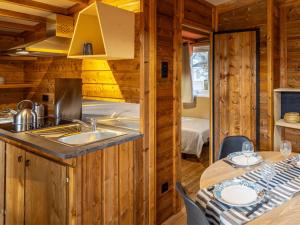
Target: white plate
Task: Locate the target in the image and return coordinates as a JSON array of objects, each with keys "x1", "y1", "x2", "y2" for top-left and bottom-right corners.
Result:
[
  {"x1": 221, "y1": 185, "x2": 257, "y2": 205},
  {"x1": 213, "y1": 179, "x2": 265, "y2": 207},
  {"x1": 227, "y1": 152, "x2": 263, "y2": 166}
]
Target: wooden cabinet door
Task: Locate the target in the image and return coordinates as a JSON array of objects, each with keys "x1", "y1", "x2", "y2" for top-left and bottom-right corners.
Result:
[
  {"x1": 24, "y1": 152, "x2": 67, "y2": 225},
  {"x1": 5, "y1": 144, "x2": 25, "y2": 225},
  {"x1": 213, "y1": 31, "x2": 259, "y2": 160},
  {"x1": 0, "y1": 141, "x2": 5, "y2": 225}
]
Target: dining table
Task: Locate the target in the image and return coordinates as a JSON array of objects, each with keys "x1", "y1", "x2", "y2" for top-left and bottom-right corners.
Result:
[{"x1": 199, "y1": 151, "x2": 300, "y2": 225}]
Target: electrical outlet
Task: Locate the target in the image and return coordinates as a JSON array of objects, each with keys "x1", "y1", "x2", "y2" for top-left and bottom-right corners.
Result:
[
  {"x1": 161, "y1": 182, "x2": 169, "y2": 193},
  {"x1": 161, "y1": 61, "x2": 168, "y2": 78},
  {"x1": 42, "y1": 94, "x2": 49, "y2": 102}
]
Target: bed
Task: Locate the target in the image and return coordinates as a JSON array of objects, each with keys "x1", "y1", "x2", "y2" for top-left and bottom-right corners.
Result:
[
  {"x1": 82, "y1": 101, "x2": 209, "y2": 157},
  {"x1": 181, "y1": 117, "x2": 210, "y2": 158}
]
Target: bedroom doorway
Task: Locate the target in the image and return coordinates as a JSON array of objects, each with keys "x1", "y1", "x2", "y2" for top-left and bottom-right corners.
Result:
[{"x1": 180, "y1": 28, "x2": 211, "y2": 199}]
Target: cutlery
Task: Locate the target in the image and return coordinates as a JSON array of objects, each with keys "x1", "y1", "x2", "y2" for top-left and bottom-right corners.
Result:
[
  {"x1": 246, "y1": 197, "x2": 269, "y2": 217},
  {"x1": 207, "y1": 185, "x2": 215, "y2": 192},
  {"x1": 223, "y1": 159, "x2": 238, "y2": 168}
]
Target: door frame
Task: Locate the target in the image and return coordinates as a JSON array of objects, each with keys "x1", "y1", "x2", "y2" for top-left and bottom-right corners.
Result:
[{"x1": 211, "y1": 28, "x2": 261, "y2": 161}]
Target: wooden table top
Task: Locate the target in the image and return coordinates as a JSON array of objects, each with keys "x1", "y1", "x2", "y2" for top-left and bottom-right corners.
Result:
[{"x1": 200, "y1": 151, "x2": 300, "y2": 225}]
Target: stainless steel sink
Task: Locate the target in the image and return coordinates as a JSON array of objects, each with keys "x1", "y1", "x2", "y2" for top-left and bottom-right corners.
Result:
[
  {"x1": 96, "y1": 117, "x2": 139, "y2": 131},
  {"x1": 28, "y1": 123, "x2": 126, "y2": 146},
  {"x1": 58, "y1": 130, "x2": 124, "y2": 145}
]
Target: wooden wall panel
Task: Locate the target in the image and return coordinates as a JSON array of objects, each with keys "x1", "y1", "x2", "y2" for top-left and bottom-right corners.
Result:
[
  {"x1": 75, "y1": 139, "x2": 145, "y2": 225},
  {"x1": 0, "y1": 35, "x2": 25, "y2": 110},
  {"x1": 5, "y1": 144, "x2": 25, "y2": 225},
  {"x1": 214, "y1": 31, "x2": 257, "y2": 159},
  {"x1": 0, "y1": 141, "x2": 4, "y2": 225},
  {"x1": 217, "y1": 0, "x2": 272, "y2": 151},
  {"x1": 156, "y1": 0, "x2": 175, "y2": 223},
  {"x1": 25, "y1": 152, "x2": 67, "y2": 225},
  {"x1": 280, "y1": 1, "x2": 300, "y2": 152},
  {"x1": 183, "y1": 0, "x2": 213, "y2": 31}
]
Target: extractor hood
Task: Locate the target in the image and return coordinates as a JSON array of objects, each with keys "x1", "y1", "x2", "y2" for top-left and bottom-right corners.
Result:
[{"x1": 7, "y1": 15, "x2": 74, "y2": 57}]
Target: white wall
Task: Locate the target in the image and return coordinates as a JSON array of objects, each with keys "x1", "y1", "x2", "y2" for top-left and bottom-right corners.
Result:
[{"x1": 182, "y1": 97, "x2": 210, "y2": 119}]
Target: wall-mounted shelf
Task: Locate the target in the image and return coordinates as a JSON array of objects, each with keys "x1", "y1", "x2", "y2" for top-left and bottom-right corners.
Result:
[
  {"x1": 274, "y1": 88, "x2": 300, "y2": 92},
  {"x1": 275, "y1": 119, "x2": 300, "y2": 130},
  {"x1": 68, "y1": 1, "x2": 135, "y2": 60},
  {"x1": 0, "y1": 56, "x2": 37, "y2": 61},
  {"x1": 274, "y1": 88, "x2": 300, "y2": 150},
  {"x1": 0, "y1": 83, "x2": 37, "y2": 89}
]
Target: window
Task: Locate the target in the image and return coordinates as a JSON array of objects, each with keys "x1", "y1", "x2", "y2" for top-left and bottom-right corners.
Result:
[{"x1": 191, "y1": 45, "x2": 209, "y2": 97}]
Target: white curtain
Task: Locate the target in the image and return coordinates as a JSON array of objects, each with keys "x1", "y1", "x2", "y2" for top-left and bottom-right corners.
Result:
[{"x1": 181, "y1": 44, "x2": 195, "y2": 107}]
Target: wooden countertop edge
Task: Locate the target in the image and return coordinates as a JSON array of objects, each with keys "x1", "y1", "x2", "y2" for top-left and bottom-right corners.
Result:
[{"x1": 0, "y1": 136, "x2": 76, "y2": 167}]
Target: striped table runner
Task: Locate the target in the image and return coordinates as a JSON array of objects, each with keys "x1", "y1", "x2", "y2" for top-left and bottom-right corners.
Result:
[{"x1": 196, "y1": 158, "x2": 300, "y2": 225}]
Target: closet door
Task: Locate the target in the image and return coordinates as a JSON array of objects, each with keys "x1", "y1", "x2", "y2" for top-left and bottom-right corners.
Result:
[{"x1": 213, "y1": 30, "x2": 259, "y2": 160}]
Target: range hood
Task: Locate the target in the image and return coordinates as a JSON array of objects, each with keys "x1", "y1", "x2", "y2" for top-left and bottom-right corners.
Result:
[{"x1": 7, "y1": 15, "x2": 74, "y2": 57}]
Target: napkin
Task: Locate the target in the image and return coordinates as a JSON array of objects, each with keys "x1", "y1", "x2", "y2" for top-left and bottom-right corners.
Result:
[{"x1": 221, "y1": 185, "x2": 257, "y2": 205}]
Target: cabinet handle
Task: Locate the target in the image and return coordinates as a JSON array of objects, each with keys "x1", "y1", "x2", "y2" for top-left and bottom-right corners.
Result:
[
  {"x1": 17, "y1": 155, "x2": 23, "y2": 163},
  {"x1": 25, "y1": 159, "x2": 31, "y2": 167}
]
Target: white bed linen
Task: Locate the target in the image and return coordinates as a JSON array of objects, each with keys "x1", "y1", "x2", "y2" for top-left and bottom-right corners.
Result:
[{"x1": 181, "y1": 117, "x2": 210, "y2": 158}]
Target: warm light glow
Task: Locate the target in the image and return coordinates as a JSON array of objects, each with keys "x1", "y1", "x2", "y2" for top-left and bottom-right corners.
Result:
[
  {"x1": 16, "y1": 49, "x2": 29, "y2": 55},
  {"x1": 81, "y1": 59, "x2": 124, "y2": 100}
]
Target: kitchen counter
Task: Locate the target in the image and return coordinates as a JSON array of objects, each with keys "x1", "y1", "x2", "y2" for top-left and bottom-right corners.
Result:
[{"x1": 0, "y1": 123, "x2": 142, "y2": 159}]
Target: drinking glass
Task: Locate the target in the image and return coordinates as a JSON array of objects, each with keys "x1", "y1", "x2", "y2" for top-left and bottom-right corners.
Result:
[
  {"x1": 280, "y1": 140, "x2": 292, "y2": 169},
  {"x1": 242, "y1": 141, "x2": 255, "y2": 168},
  {"x1": 261, "y1": 162, "x2": 276, "y2": 198}
]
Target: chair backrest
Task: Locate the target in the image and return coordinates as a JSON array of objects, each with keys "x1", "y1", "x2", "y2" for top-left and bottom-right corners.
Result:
[
  {"x1": 218, "y1": 135, "x2": 250, "y2": 160},
  {"x1": 175, "y1": 182, "x2": 209, "y2": 225}
]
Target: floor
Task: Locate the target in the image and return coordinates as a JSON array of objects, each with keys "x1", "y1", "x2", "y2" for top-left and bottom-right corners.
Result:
[{"x1": 162, "y1": 145, "x2": 209, "y2": 225}]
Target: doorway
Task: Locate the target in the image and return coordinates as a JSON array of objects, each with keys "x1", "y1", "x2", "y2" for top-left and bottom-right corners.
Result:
[{"x1": 179, "y1": 27, "x2": 212, "y2": 199}]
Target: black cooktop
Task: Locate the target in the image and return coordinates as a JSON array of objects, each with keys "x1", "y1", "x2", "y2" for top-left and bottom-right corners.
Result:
[{"x1": 0, "y1": 117, "x2": 72, "y2": 133}]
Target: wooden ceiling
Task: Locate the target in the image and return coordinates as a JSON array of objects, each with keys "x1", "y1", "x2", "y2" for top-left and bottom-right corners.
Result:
[
  {"x1": 206, "y1": 0, "x2": 231, "y2": 5},
  {"x1": 0, "y1": 0, "x2": 140, "y2": 40},
  {"x1": 0, "y1": 0, "x2": 88, "y2": 39}
]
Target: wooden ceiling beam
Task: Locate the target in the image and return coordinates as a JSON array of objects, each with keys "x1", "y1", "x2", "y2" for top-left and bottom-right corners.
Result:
[
  {"x1": 0, "y1": 20, "x2": 36, "y2": 31},
  {"x1": 182, "y1": 25, "x2": 210, "y2": 36},
  {"x1": 182, "y1": 19, "x2": 212, "y2": 33},
  {"x1": 67, "y1": 3, "x2": 87, "y2": 15},
  {"x1": 2, "y1": 0, "x2": 69, "y2": 15},
  {"x1": 0, "y1": 30, "x2": 21, "y2": 37},
  {"x1": 0, "y1": 8, "x2": 48, "y2": 23},
  {"x1": 67, "y1": 0, "x2": 88, "y2": 5}
]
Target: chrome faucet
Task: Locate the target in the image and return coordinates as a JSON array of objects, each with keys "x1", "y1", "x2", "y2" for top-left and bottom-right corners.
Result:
[
  {"x1": 72, "y1": 118, "x2": 97, "y2": 132},
  {"x1": 90, "y1": 118, "x2": 97, "y2": 132}
]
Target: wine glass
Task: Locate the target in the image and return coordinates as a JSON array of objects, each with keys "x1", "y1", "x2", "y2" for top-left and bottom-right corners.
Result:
[
  {"x1": 280, "y1": 140, "x2": 292, "y2": 169},
  {"x1": 242, "y1": 141, "x2": 254, "y2": 168},
  {"x1": 261, "y1": 162, "x2": 276, "y2": 198}
]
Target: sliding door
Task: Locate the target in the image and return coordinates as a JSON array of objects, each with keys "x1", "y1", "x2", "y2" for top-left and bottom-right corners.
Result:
[{"x1": 213, "y1": 30, "x2": 259, "y2": 160}]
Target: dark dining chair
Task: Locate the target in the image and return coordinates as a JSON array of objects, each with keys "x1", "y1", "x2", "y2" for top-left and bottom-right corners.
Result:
[
  {"x1": 218, "y1": 135, "x2": 250, "y2": 160},
  {"x1": 175, "y1": 182, "x2": 209, "y2": 225}
]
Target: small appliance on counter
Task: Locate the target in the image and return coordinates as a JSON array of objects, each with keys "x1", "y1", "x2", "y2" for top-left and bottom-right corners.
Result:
[
  {"x1": 284, "y1": 112, "x2": 300, "y2": 123},
  {"x1": 10, "y1": 100, "x2": 37, "y2": 132},
  {"x1": 0, "y1": 100, "x2": 71, "y2": 133},
  {"x1": 34, "y1": 102, "x2": 45, "y2": 118}
]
